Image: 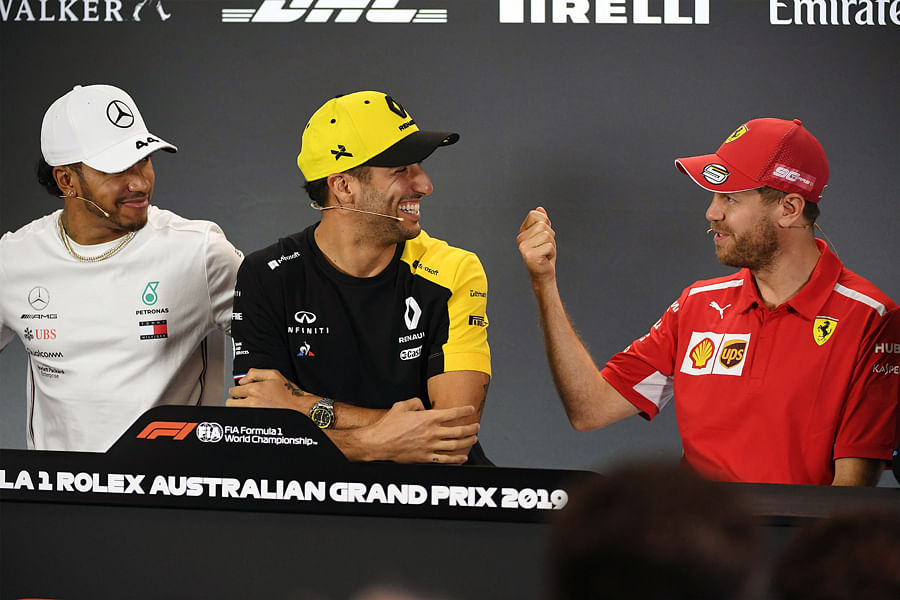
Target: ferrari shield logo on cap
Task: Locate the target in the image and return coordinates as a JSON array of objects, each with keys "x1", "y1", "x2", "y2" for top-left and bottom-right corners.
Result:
[
  {"x1": 702, "y1": 163, "x2": 730, "y2": 185},
  {"x1": 724, "y1": 124, "x2": 749, "y2": 144},
  {"x1": 813, "y1": 316, "x2": 838, "y2": 346}
]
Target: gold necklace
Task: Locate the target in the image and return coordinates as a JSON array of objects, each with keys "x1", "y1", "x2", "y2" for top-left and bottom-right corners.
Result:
[{"x1": 57, "y1": 214, "x2": 136, "y2": 262}]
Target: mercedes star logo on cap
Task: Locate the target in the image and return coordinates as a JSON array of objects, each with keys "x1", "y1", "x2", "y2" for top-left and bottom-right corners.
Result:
[
  {"x1": 107, "y1": 100, "x2": 135, "y2": 128},
  {"x1": 28, "y1": 286, "x2": 50, "y2": 311}
]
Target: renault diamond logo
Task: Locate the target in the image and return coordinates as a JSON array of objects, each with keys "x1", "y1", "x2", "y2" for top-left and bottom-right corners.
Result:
[
  {"x1": 28, "y1": 287, "x2": 50, "y2": 311},
  {"x1": 404, "y1": 296, "x2": 422, "y2": 330},
  {"x1": 107, "y1": 100, "x2": 135, "y2": 128}
]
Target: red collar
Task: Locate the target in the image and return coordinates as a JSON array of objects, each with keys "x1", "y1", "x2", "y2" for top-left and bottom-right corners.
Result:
[{"x1": 734, "y1": 239, "x2": 841, "y2": 319}]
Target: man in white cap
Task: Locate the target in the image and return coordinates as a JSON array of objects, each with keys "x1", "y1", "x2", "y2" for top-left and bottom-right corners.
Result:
[
  {"x1": 228, "y1": 91, "x2": 491, "y2": 465},
  {"x1": 0, "y1": 84, "x2": 243, "y2": 451},
  {"x1": 518, "y1": 118, "x2": 900, "y2": 485}
]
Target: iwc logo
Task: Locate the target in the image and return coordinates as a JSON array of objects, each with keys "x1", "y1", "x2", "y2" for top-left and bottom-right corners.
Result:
[{"x1": 196, "y1": 422, "x2": 224, "y2": 443}]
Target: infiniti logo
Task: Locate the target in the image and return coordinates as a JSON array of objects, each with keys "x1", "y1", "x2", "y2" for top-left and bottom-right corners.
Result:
[
  {"x1": 294, "y1": 311, "x2": 317, "y2": 324},
  {"x1": 28, "y1": 287, "x2": 50, "y2": 311},
  {"x1": 107, "y1": 100, "x2": 135, "y2": 128}
]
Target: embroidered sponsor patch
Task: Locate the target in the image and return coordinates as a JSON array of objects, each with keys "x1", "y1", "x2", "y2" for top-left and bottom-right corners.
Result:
[
  {"x1": 813, "y1": 316, "x2": 838, "y2": 346},
  {"x1": 139, "y1": 320, "x2": 168, "y2": 340},
  {"x1": 702, "y1": 163, "x2": 730, "y2": 185},
  {"x1": 724, "y1": 124, "x2": 748, "y2": 143},
  {"x1": 680, "y1": 332, "x2": 751, "y2": 376}
]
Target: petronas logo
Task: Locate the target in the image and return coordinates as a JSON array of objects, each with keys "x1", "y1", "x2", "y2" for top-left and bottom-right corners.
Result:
[{"x1": 142, "y1": 281, "x2": 160, "y2": 306}]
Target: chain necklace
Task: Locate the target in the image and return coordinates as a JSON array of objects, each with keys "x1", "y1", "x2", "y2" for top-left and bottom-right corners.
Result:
[{"x1": 57, "y1": 214, "x2": 136, "y2": 262}]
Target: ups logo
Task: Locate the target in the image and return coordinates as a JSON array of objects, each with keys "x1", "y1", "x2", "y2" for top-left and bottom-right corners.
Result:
[{"x1": 719, "y1": 340, "x2": 747, "y2": 369}]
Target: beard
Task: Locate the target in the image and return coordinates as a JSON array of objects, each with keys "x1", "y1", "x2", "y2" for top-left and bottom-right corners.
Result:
[
  {"x1": 75, "y1": 173, "x2": 150, "y2": 233},
  {"x1": 715, "y1": 214, "x2": 779, "y2": 271},
  {"x1": 356, "y1": 186, "x2": 419, "y2": 245}
]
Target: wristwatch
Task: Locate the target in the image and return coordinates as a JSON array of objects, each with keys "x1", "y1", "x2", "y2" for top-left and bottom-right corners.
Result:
[{"x1": 308, "y1": 397, "x2": 335, "y2": 429}]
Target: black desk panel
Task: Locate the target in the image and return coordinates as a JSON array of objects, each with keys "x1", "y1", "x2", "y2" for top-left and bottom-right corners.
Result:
[{"x1": 2, "y1": 407, "x2": 899, "y2": 600}]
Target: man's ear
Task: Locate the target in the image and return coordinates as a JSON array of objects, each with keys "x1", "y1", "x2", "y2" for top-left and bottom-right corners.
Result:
[
  {"x1": 54, "y1": 165, "x2": 79, "y2": 197},
  {"x1": 776, "y1": 193, "x2": 806, "y2": 228},
  {"x1": 326, "y1": 172, "x2": 356, "y2": 206}
]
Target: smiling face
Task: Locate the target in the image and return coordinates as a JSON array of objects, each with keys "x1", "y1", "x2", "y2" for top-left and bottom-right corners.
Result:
[
  {"x1": 705, "y1": 189, "x2": 780, "y2": 271},
  {"x1": 354, "y1": 163, "x2": 434, "y2": 244},
  {"x1": 67, "y1": 157, "x2": 155, "y2": 235}
]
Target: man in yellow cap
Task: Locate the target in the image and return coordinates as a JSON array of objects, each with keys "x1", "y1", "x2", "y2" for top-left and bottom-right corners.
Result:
[{"x1": 228, "y1": 91, "x2": 492, "y2": 465}]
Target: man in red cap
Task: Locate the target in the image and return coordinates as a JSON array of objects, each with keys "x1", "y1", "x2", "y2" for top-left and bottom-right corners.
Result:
[{"x1": 518, "y1": 118, "x2": 900, "y2": 485}]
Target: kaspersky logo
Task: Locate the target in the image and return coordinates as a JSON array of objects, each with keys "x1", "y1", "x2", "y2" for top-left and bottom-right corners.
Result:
[{"x1": 222, "y1": 0, "x2": 447, "y2": 23}]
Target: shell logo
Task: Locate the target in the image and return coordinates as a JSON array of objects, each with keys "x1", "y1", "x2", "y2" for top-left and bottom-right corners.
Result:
[{"x1": 689, "y1": 338, "x2": 715, "y2": 369}]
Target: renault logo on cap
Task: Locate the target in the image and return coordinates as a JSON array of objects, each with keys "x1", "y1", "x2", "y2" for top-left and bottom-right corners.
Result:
[
  {"x1": 107, "y1": 100, "x2": 135, "y2": 128},
  {"x1": 702, "y1": 163, "x2": 730, "y2": 185}
]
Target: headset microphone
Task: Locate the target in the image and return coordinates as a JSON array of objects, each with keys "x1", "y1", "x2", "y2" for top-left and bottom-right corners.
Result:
[
  {"x1": 706, "y1": 228, "x2": 713, "y2": 234},
  {"x1": 309, "y1": 202, "x2": 404, "y2": 222},
  {"x1": 79, "y1": 196, "x2": 111, "y2": 218},
  {"x1": 60, "y1": 193, "x2": 111, "y2": 218}
]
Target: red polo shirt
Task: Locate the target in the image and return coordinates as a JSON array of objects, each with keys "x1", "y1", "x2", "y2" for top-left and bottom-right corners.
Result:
[{"x1": 601, "y1": 240, "x2": 900, "y2": 484}]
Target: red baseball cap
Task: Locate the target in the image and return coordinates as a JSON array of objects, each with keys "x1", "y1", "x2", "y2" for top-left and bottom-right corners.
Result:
[{"x1": 674, "y1": 118, "x2": 829, "y2": 203}]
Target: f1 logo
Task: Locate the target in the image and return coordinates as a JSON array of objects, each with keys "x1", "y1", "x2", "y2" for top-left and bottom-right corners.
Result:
[{"x1": 136, "y1": 421, "x2": 198, "y2": 440}]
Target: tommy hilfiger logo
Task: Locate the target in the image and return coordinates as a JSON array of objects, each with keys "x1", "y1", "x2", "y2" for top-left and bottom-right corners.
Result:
[{"x1": 139, "y1": 320, "x2": 168, "y2": 340}]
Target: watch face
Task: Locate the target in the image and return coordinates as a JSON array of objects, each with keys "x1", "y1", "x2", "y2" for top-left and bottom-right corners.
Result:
[{"x1": 310, "y1": 405, "x2": 334, "y2": 429}]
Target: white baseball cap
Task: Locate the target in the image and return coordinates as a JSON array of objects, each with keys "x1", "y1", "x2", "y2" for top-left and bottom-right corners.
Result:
[{"x1": 41, "y1": 84, "x2": 177, "y2": 173}]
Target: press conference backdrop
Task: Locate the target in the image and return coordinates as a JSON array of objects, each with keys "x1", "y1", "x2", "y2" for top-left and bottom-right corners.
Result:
[{"x1": 2, "y1": 1, "x2": 899, "y2": 475}]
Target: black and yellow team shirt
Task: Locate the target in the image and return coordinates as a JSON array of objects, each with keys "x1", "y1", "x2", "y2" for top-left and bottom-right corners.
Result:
[{"x1": 232, "y1": 223, "x2": 491, "y2": 416}]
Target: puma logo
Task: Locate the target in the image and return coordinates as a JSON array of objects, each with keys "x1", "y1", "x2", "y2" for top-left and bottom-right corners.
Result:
[{"x1": 710, "y1": 301, "x2": 731, "y2": 320}]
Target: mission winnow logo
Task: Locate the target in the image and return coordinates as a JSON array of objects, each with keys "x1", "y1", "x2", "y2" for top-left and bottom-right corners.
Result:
[{"x1": 222, "y1": 0, "x2": 447, "y2": 23}]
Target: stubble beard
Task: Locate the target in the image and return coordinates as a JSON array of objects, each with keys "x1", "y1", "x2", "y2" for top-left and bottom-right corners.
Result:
[
  {"x1": 357, "y1": 186, "x2": 418, "y2": 246},
  {"x1": 716, "y1": 215, "x2": 779, "y2": 271}
]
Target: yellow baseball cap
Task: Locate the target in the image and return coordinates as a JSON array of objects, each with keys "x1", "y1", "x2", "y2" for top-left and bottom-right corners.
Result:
[{"x1": 297, "y1": 91, "x2": 459, "y2": 181}]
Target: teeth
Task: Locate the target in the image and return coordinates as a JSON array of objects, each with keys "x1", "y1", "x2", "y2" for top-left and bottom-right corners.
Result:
[{"x1": 399, "y1": 203, "x2": 420, "y2": 215}]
